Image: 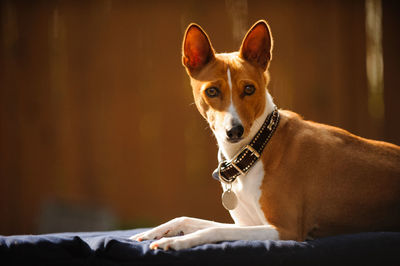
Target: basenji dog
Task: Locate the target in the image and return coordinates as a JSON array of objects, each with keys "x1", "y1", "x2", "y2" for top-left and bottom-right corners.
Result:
[{"x1": 131, "y1": 20, "x2": 400, "y2": 251}]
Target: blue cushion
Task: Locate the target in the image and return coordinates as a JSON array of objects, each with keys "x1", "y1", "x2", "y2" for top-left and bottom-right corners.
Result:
[{"x1": 1, "y1": 229, "x2": 400, "y2": 265}]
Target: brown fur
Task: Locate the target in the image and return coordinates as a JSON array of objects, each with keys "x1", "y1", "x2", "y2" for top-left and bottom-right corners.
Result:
[{"x1": 260, "y1": 111, "x2": 400, "y2": 240}]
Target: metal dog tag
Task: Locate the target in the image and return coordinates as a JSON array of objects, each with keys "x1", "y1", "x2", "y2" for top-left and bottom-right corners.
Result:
[{"x1": 221, "y1": 189, "x2": 238, "y2": 210}]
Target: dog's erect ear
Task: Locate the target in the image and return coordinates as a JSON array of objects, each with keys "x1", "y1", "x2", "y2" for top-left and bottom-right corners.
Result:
[
  {"x1": 239, "y1": 20, "x2": 273, "y2": 71},
  {"x1": 182, "y1": 23, "x2": 215, "y2": 75}
]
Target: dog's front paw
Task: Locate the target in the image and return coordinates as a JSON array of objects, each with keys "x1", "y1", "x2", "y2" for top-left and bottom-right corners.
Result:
[
  {"x1": 149, "y1": 236, "x2": 192, "y2": 251},
  {"x1": 130, "y1": 217, "x2": 187, "y2": 242},
  {"x1": 130, "y1": 228, "x2": 184, "y2": 242}
]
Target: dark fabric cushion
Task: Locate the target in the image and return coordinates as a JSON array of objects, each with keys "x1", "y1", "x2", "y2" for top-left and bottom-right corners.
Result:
[{"x1": 1, "y1": 229, "x2": 400, "y2": 265}]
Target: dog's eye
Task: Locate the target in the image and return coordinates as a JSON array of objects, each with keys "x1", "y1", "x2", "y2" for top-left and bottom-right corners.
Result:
[
  {"x1": 205, "y1": 87, "x2": 220, "y2": 98},
  {"x1": 244, "y1": 85, "x2": 256, "y2": 96}
]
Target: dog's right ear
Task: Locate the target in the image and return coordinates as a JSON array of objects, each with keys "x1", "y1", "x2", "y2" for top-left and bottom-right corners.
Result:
[{"x1": 182, "y1": 24, "x2": 215, "y2": 75}]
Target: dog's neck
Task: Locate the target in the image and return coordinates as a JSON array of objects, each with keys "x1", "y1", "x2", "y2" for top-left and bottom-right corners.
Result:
[{"x1": 215, "y1": 91, "x2": 276, "y2": 160}]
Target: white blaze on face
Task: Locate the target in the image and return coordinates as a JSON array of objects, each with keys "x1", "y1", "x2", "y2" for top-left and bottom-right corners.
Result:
[
  {"x1": 225, "y1": 67, "x2": 242, "y2": 128},
  {"x1": 214, "y1": 66, "x2": 253, "y2": 159},
  {"x1": 227, "y1": 66, "x2": 233, "y2": 90}
]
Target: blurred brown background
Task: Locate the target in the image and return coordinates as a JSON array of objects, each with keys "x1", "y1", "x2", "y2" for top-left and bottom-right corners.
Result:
[{"x1": 1, "y1": 0, "x2": 399, "y2": 235}]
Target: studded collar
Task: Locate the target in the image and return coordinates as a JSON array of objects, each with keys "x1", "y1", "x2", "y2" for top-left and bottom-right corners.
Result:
[{"x1": 212, "y1": 107, "x2": 280, "y2": 183}]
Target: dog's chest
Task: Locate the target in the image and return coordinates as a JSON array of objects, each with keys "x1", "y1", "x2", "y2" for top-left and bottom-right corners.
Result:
[{"x1": 223, "y1": 160, "x2": 268, "y2": 226}]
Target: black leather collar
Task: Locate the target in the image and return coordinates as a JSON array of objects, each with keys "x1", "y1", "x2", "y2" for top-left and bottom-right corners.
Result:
[{"x1": 212, "y1": 107, "x2": 280, "y2": 183}]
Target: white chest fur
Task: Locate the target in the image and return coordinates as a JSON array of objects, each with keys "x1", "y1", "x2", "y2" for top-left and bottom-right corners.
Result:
[
  {"x1": 216, "y1": 92, "x2": 274, "y2": 226},
  {"x1": 221, "y1": 160, "x2": 268, "y2": 226}
]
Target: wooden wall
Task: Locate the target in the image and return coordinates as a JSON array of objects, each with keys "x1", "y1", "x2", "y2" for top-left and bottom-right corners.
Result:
[{"x1": 1, "y1": 0, "x2": 399, "y2": 235}]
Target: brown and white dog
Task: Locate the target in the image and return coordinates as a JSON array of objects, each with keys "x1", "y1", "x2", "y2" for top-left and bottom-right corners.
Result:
[{"x1": 131, "y1": 20, "x2": 400, "y2": 250}]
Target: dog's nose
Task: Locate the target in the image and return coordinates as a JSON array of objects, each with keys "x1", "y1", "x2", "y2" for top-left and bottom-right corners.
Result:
[{"x1": 226, "y1": 124, "x2": 244, "y2": 142}]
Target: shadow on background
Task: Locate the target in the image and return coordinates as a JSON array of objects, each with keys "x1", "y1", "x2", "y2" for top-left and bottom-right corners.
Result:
[{"x1": 0, "y1": 0, "x2": 399, "y2": 235}]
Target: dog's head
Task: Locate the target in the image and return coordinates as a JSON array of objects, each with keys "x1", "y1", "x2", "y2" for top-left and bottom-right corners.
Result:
[{"x1": 182, "y1": 20, "x2": 274, "y2": 145}]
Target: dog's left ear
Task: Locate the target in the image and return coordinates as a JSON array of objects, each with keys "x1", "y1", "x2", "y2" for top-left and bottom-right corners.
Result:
[{"x1": 239, "y1": 20, "x2": 273, "y2": 71}]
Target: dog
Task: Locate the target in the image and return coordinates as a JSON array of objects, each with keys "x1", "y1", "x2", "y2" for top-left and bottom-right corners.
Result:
[{"x1": 131, "y1": 20, "x2": 400, "y2": 251}]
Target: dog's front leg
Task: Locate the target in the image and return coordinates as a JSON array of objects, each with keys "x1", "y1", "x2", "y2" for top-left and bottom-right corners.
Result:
[
  {"x1": 130, "y1": 217, "x2": 224, "y2": 242},
  {"x1": 148, "y1": 224, "x2": 279, "y2": 250}
]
